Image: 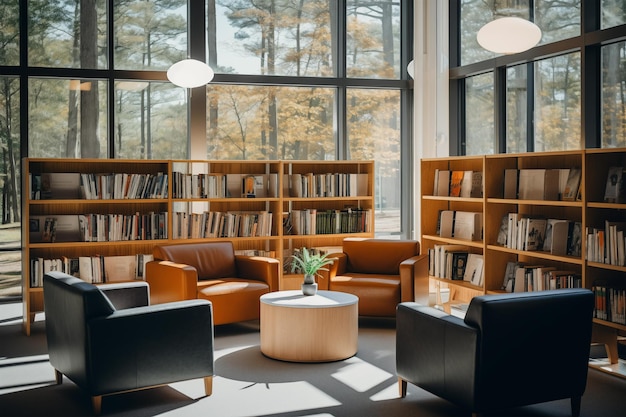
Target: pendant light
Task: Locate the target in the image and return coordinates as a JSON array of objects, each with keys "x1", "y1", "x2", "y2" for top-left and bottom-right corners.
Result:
[
  {"x1": 167, "y1": 59, "x2": 214, "y2": 88},
  {"x1": 477, "y1": 17, "x2": 541, "y2": 55}
]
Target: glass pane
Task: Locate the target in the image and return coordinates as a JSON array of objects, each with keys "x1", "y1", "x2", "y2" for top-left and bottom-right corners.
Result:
[
  {"x1": 28, "y1": 78, "x2": 108, "y2": 158},
  {"x1": 602, "y1": 41, "x2": 626, "y2": 148},
  {"x1": 347, "y1": 89, "x2": 401, "y2": 237},
  {"x1": 114, "y1": 0, "x2": 187, "y2": 71},
  {"x1": 206, "y1": 85, "x2": 335, "y2": 160},
  {"x1": 535, "y1": 0, "x2": 580, "y2": 45},
  {"x1": 115, "y1": 81, "x2": 188, "y2": 159},
  {"x1": 602, "y1": 0, "x2": 626, "y2": 29},
  {"x1": 0, "y1": 76, "x2": 21, "y2": 299},
  {"x1": 0, "y1": 1, "x2": 20, "y2": 66},
  {"x1": 466, "y1": 72, "x2": 494, "y2": 155},
  {"x1": 507, "y1": 65, "x2": 528, "y2": 153},
  {"x1": 534, "y1": 53, "x2": 581, "y2": 151},
  {"x1": 211, "y1": 1, "x2": 333, "y2": 77},
  {"x1": 346, "y1": 1, "x2": 401, "y2": 79},
  {"x1": 460, "y1": 0, "x2": 501, "y2": 65},
  {"x1": 28, "y1": 0, "x2": 108, "y2": 69}
]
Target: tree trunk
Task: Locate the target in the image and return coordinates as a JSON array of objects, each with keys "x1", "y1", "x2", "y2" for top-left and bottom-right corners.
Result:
[{"x1": 80, "y1": 0, "x2": 100, "y2": 158}]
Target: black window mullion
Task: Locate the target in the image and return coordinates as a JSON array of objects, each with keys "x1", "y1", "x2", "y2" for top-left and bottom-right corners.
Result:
[
  {"x1": 526, "y1": 62, "x2": 535, "y2": 153},
  {"x1": 337, "y1": 0, "x2": 347, "y2": 160},
  {"x1": 495, "y1": 66, "x2": 507, "y2": 154}
]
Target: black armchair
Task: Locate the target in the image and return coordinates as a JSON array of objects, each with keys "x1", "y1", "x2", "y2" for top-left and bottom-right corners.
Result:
[
  {"x1": 43, "y1": 271, "x2": 214, "y2": 415},
  {"x1": 396, "y1": 289, "x2": 594, "y2": 417}
]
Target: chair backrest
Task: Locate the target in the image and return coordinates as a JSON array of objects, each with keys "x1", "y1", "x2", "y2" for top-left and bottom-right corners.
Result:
[
  {"x1": 343, "y1": 238, "x2": 420, "y2": 275},
  {"x1": 43, "y1": 271, "x2": 116, "y2": 387},
  {"x1": 464, "y1": 289, "x2": 594, "y2": 406},
  {"x1": 153, "y1": 241, "x2": 237, "y2": 280}
]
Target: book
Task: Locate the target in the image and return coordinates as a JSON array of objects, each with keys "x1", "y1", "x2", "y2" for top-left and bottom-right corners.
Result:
[
  {"x1": 438, "y1": 210, "x2": 455, "y2": 238},
  {"x1": 503, "y1": 169, "x2": 518, "y2": 199},
  {"x1": 518, "y1": 169, "x2": 560, "y2": 200},
  {"x1": 450, "y1": 251, "x2": 469, "y2": 280},
  {"x1": 524, "y1": 218, "x2": 547, "y2": 251},
  {"x1": 453, "y1": 211, "x2": 482, "y2": 241},
  {"x1": 449, "y1": 171, "x2": 464, "y2": 197},
  {"x1": 103, "y1": 255, "x2": 137, "y2": 282},
  {"x1": 496, "y1": 214, "x2": 509, "y2": 246},
  {"x1": 562, "y1": 168, "x2": 581, "y2": 201},
  {"x1": 434, "y1": 169, "x2": 451, "y2": 196},
  {"x1": 463, "y1": 253, "x2": 484, "y2": 286},
  {"x1": 542, "y1": 219, "x2": 570, "y2": 255},
  {"x1": 502, "y1": 261, "x2": 519, "y2": 292},
  {"x1": 40, "y1": 172, "x2": 81, "y2": 199},
  {"x1": 567, "y1": 221, "x2": 583, "y2": 257},
  {"x1": 603, "y1": 166, "x2": 626, "y2": 203}
]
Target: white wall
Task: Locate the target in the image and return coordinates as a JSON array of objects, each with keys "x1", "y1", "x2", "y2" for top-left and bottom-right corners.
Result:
[{"x1": 412, "y1": 0, "x2": 449, "y2": 239}]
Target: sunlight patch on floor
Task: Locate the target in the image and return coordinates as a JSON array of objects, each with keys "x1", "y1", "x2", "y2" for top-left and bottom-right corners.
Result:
[
  {"x1": 331, "y1": 356, "x2": 393, "y2": 393},
  {"x1": 160, "y1": 377, "x2": 341, "y2": 417}
]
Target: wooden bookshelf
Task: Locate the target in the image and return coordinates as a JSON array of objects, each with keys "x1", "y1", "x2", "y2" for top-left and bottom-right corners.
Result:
[
  {"x1": 21, "y1": 158, "x2": 374, "y2": 334},
  {"x1": 420, "y1": 149, "x2": 626, "y2": 378}
]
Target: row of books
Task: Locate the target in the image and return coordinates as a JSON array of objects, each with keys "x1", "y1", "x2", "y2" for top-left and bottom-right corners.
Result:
[
  {"x1": 29, "y1": 212, "x2": 168, "y2": 243},
  {"x1": 437, "y1": 210, "x2": 482, "y2": 241},
  {"x1": 592, "y1": 283, "x2": 626, "y2": 325},
  {"x1": 171, "y1": 172, "x2": 279, "y2": 199},
  {"x1": 30, "y1": 172, "x2": 169, "y2": 200},
  {"x1": 501, "y1": 262, "x2": 582, "y2": 293},
  {"x1": 287, "y1": 173, "x2": 368, "y2": 198},
  {"x1": 29, "y1": 254, "x2": 153, "y2": 288},
  {"x1": 432, "y1": 170, "x2": 482, "y2": 198},
  {"x1": 171, "y1": 211, "x2": 273, "y2": 239},
  {"x1": 285, "y1": 208, "x2": 372, "y2": 235},
  {"x1": 496, "y1": 214, "x2": 582, "y2": 256},
  {"x1": 503, "y1": 167, "x2": 581, "y2": 201},
  {"x1": 586, "y1": 220, "x2": 626, "y2": 266},
  {"x1": 427, "y1": 244, "x2": 484, "y2": 287}
]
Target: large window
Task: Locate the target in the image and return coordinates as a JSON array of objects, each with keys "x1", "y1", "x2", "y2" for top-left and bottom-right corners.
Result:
[
  {"x1": 0, "y1": 1, "x2": 412, "y2": 298},
  {"x1": 453, "y1": 0, "x2": 625, "y2": 155}
]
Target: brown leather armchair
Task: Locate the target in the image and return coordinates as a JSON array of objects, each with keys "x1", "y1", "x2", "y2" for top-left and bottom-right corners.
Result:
[
  {"x1": 320, "y1": 238, "x2": 429, "y2": 317},
  {"x1": 146, "y1": 241, "x2": 280, "y2": 325}
]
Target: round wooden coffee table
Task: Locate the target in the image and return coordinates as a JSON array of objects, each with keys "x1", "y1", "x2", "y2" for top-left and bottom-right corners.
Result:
[{"x1": 260, "y1": 290, "x2": 359, "y2": 362}]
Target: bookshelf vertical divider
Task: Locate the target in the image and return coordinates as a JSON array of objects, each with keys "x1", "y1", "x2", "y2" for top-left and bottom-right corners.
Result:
[{"x1": 21, "y1": 158, "x2": 375, "y2": 335}]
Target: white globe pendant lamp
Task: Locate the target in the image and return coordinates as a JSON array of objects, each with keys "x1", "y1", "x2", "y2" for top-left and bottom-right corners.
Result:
[
  {"x1": 477, "y1": 17, "x2": 542, "y2": 55},
  {"x1": 407, "y1": 60, "x2": 415, "y2": 79},
  {"x1": 167, "y1": 59, "x2": 214, "y2": 88}
]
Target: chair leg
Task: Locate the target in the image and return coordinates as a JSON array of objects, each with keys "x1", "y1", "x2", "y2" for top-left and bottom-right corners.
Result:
[
  {"x1": 398, "y1": 377, "x2": 407, "y2": 398},
  {"x1": 571, "y1": 396, "x2": 581, "y2": 417},
  {"x1": 54, "y1": 369, "x2": 63, "y2": 385},
  {"x1": 92, "y1": 396, "x2": 102, "y2": 415},
  {"x1": 204, "y1": 376, "x2": 213, "y2": 396}
]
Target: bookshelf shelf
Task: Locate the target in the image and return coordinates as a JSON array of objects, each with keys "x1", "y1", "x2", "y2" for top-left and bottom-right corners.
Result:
[
  {"x1": 22, "y1": 158, "x2": 374, "y2": 335},
  {"x1": 421, "y1": 148, "x2": 626, "y2": 379}
]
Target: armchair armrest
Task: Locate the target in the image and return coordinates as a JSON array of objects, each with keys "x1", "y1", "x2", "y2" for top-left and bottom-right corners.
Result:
[
  {"x1": 99, "y1": 281, "x2": 149, "y2": 309},
  {"x1": 235, "y1": 255, "x2": 280, "y2": 291},
  {"x1": 399, "y1": 253, "x2": 429, "y2": 304},
  {"x1": 396, "y1": 302, "x2": 479, "y2": 409},
  {"x1": 87, "y1": 299, "x2": 214, "y2": 396},
  {"x1": 318, "y1": 253, "x2": 347, "y2": 290},
  {"x1": 145, "y1": 261, "x2": 198, "y2": 304}
]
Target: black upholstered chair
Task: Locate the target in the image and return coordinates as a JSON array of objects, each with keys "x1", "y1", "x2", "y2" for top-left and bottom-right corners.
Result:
[
  {"x1": 43, "y1": 271, "x2": 214, "y2": 415},
  {"x1": 396, "y1": 289, "x2": 594, "y2": 417}
]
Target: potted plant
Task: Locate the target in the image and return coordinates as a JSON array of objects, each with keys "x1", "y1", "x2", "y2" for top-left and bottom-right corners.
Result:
[{"x1": 290, "y1": 247, "x2": 337, "y2": 296}]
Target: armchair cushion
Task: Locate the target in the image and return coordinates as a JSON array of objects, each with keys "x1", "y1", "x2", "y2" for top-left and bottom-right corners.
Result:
[
  {"x1": 396, "y1": 289, "x2": 594, "y2": 416},
  {"x1": 153, "y1": 241, "x2": 236, "y2": 280}
]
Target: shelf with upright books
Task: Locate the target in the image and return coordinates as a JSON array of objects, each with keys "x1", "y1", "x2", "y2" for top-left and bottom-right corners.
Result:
[
  {"x1": 420, "y1": 155, "x2": 485, "y2": 304},
  {"x1": 280, "y1": 160, "x2": 375, "y2": 289},
  {"x1": 22, "y1": 158, "x2": 375, "y2": 332},
  {"x1": 421, "y1": 148, "x2": 626, "y2": 379}
]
